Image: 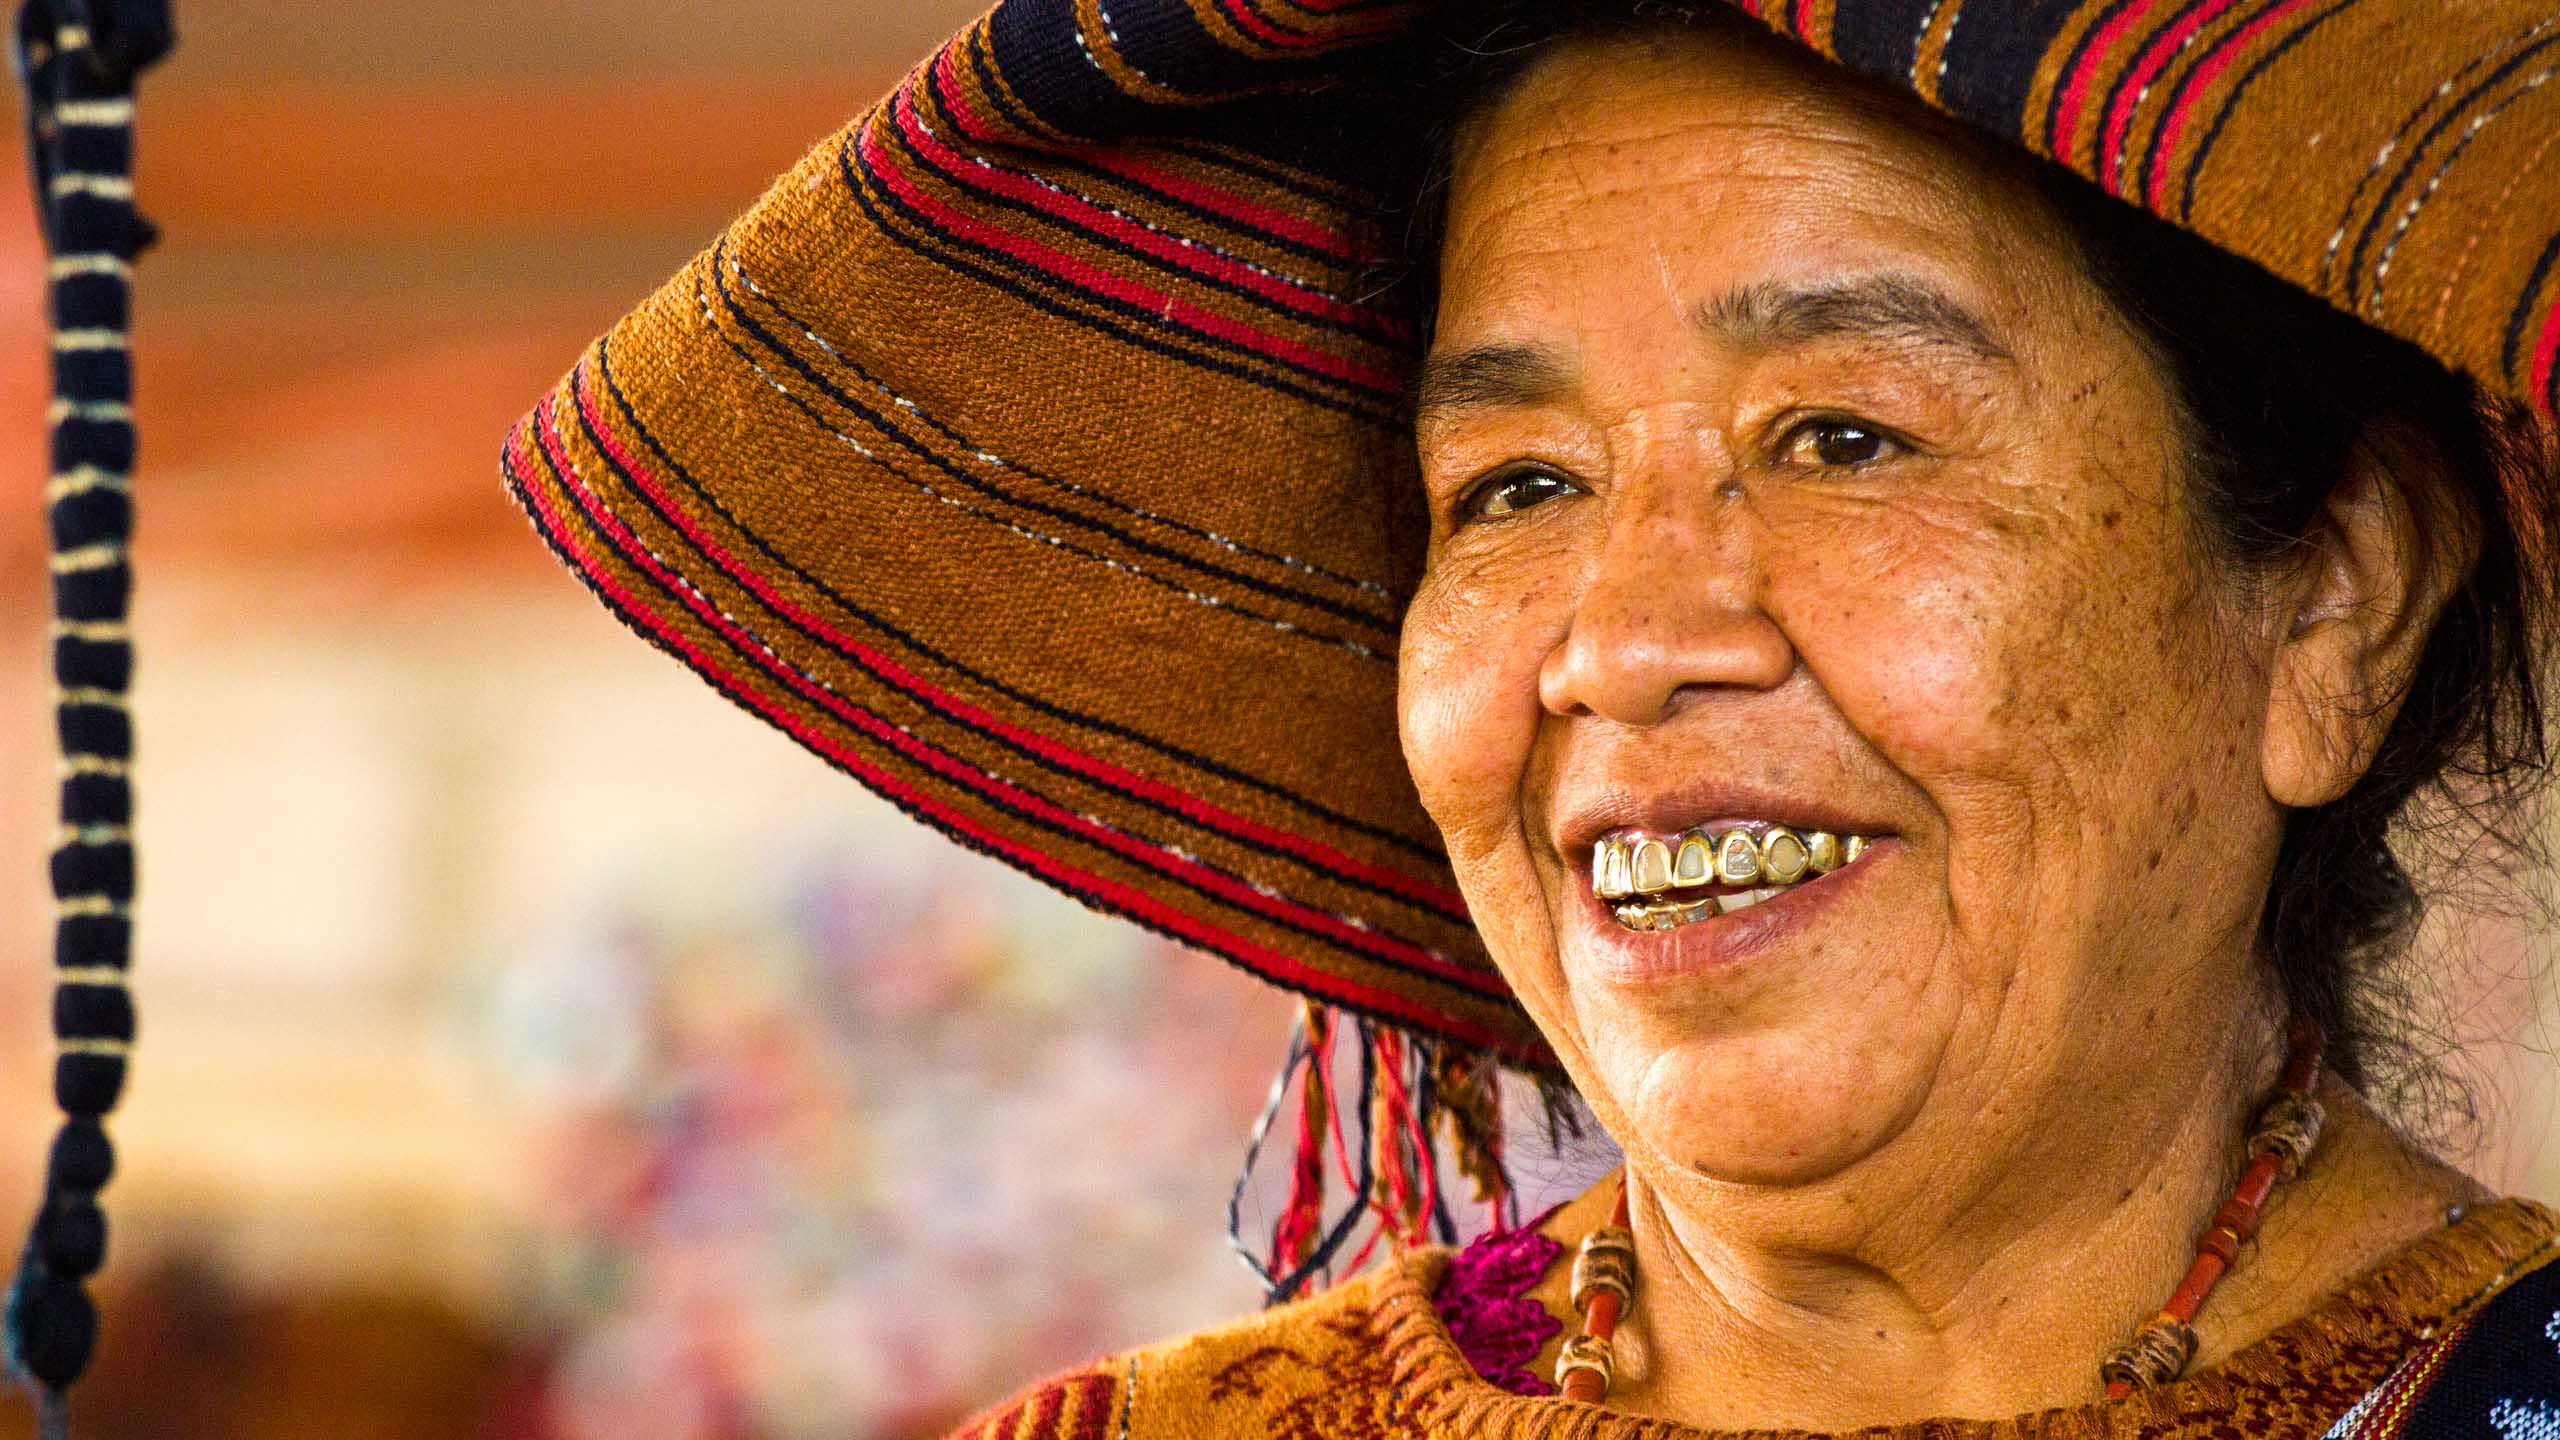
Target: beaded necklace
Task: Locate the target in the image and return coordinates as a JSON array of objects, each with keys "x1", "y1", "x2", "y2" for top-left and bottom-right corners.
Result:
[{"x1": 1555, "y1": 1018, "x2": 2328, "y2": 1405}]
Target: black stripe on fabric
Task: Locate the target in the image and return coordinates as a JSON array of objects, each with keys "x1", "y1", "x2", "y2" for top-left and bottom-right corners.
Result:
[
  {"x1": 44, "y1": 1203, "x2": 112, "y2": 1277},
  {"x1": 2394, "y1": 1240, "x2": 2560, "y2": 1432},
  {"x1": 55, "y1": 917, "x2": 126, "y2": 973},
  {"x1": 53, "y1": 986, "x2": 131, "y2": 1045},
  {"x1": 984, "y1": 0, "x2": 1403, "y2": 186},
  {"x1": 51, "y1": 274, "x2": 127, "y2": 332},
  {"x1": 510, "y1": 433, "x2": 1500, "y2": 1007},
  {"x1": 48, "y1": 487, "x2": 128, "y2": 550},
  {"x1": 55, "y1": 125, "x2": 128, "y2": 175},
  {"x1": 2033, "y1": 0, "x2": 2149, "y2": 157},
  {"x1": 50, "y1": 419, "x2": 132, "y2": 473},
  {"x1": 53, "y1": 567, "x2": 129, "y2": 625},
  {"x1": 988, "y1": 0, "x2": 1156, "y2": 141},
  {"x1": 1827, "y1": 0, "x2": 1940, "y2": 85},
  {"x1": 565, "y1": 405, "x2": 1473, "y2": 972},
  {"x1": 960, "y1": 21, "x2": 1054, "y2": 138},
  {"x1": 588, "y1": 345, "x2": 1455, "y2": 922},
  {"x1": 1224, "y1": 0, "x2": 1322, "y2": 46},
  {"x1": 48, "y1": 842, "x2": 132, "y2": 905},
  {"x1": 60, "y1": 774, "x2": 128, "y2": 827},
  {"x1": 704, "y1": 273, "x2": 1396, "y2": 666},
  {"x1": 56, "y1": 703, "x2": 130, "y2": 760},
  {"x1": 2321, "y1": 10, "x2": 2540, "y2": 294},
  {"x1": 841, "y1": 130, "x2": 1400, "y2": 424},
  {"x1": 872, "y1": 106, "x2": 1398, "y2": 403},
  {"x1": 964, "y1": 26, "x2": 1381, "y2": 269},
  {"x1": 1936, "y1": 0, "x2": 2090, "y2": 141},
  {"x1": 2086, "y1": 0, "x2": 2202, "y2": 193},
  {"x1": 55, "y1": 350, "x2": 130, "y2": 401},
  {"x1": 2514, "y1": 230, "x2": 2560, "y2": 388},
  {"x1": 1154, "y1": 134, "x2": 1371, "y2": 212},
  {"x1": 49, "y1": 192, "x2": 144, "y2": 255},
  {"x1": 2341, "y1": 27, "x2": 2560, "y2": 311},
  {"x1": 707, "y1": 252, "x2": 1397, "y2": 638},
  {"x1": 52, "y1": 636, "x2": 129, "y2": 692},
  {"x1": 907, "y1": 76, "x2": 1402, "y2": 345},
  {"x1": 2121, "y1": 0, "x2": 2279, "y2": 210},
  {"x1": 743, "y1": 276, "x2": 1405, "y2": 609},
  {"x1": 594, "y1": 338, "x2": 1449, "y2": 869},
  {"x1": 1105, "y1": 0, "x2": 1290, "y2": 95},
  {"x1": 55, "y1": 1055, "x2": 125, "y2": 1118},
  {"x1": 2177, "y1": 0, "x2": 2361, "y2": 220}
]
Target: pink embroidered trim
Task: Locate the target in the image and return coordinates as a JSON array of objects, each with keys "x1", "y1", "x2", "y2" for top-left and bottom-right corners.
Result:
[{"x1": 1431, "y1": 1208, "x2": 1567, "y2": 1396}]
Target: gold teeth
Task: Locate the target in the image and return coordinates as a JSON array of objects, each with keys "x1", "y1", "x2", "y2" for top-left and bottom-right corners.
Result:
[
  {"x1": 1592, "y1": 827, "x2": 1878, "y2": 900},
  {"x1": 1673, "y1": 832, "x2": 1711, "y2": 886},
  {"x1": 1715, "y1": 830, "x2": 1761, "y2": 885},
  {"x1": 1760, "y1": 828, "x2": 1810, "y2": 885},
  {"x1": 1631, "y1": 837, "x2": 1674, "y2": 894},
  {"x1": 1805, "y1": 831, "x2": 1842, "y2": 874}
]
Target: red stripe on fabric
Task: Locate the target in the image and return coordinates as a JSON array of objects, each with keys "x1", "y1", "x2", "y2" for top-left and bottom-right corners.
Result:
[
  {"x1": 2053, "y1": 0, "x2": 2171, "y2": 160},
  {"x1": 566, "y1": 363, "x2": 1471, "y2": 923},
  {"x1": 1067, "y1": 1373, "x2": 1114, "y2": 1440},
  {"x1": 2142, "y1": 0, "x2": 2317, "y2": 209},
  {"x1": 532, "y1": 393, "x2": 1495, "y2": 996},
  {"x1": 2099, "y1": 0, "x2": 2247, "y2": 193},
  {"x1": 1025, "y1": 1382, "x2": 1065, "y2": 1440},
  {"x1": 861, "y1": 108, "x2": 1402, "y2": 394},
  {"x1": 1789, "y1": 0, "x2": 1815, "y2": 39},
  {"x1": 913, "y1": 64, "x2": 1394, "y2": 333},
  {"x1": 1216, "y1": 0, "x2": 1400, "y2": 49},
  {"x1": 2529, "y1": 294, "x2": 2560, "y2": 415},
  {"x1": 1073, "y1": 150, "x2": 1369, "y2": 262},
  {"x1": 507, "y1": 416, "x2": 1526, "y2": 1054}
]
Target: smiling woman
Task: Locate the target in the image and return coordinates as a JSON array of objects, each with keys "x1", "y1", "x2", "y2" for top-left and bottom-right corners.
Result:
[
  {"x1": 1394, "y1": 14, "x2": 2548, "y2": 1423},
  {"x1": 501, "y1": 0, "x2": 2560, "y2": 1435}
]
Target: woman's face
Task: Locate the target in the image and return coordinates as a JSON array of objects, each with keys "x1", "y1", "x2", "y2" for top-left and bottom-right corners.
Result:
[{"x1": 1400, "y1": 29, "x2": 2294, "y2": 1189}]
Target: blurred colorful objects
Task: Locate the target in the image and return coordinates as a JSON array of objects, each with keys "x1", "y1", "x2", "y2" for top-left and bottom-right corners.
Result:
[{"x1": 479, "y1": 825, "x2": 1298, "y2": 1439}]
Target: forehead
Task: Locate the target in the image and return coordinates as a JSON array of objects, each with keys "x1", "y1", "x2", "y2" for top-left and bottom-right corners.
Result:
[{"x1": 1435, "y1": 30, "x2": 2071, "y2": 355}]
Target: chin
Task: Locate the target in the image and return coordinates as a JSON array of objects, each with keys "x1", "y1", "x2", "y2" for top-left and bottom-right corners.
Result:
[{"x1": 1610, "y1": 1027, "x2": 1939, "y2": 1190}]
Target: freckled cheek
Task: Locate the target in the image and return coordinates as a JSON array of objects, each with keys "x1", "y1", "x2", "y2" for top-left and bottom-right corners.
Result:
[{"x1": 1397, "y1": 569, "x2": 1564, "y2": 842}]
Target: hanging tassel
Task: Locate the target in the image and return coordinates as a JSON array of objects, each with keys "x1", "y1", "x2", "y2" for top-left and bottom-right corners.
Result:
[
  {"x1": 1429, "y1": 1042, "x2": 1514, "y2": 1232},
  {"x1": 1226, "y1": 1001, "x2": 1375, "y2": 1304},
  {"x1": 1228, "y1": 1004, "x2": 1524, "y2": 1301}
]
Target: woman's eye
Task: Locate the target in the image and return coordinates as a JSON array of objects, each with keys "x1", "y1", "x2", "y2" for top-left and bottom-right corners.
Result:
[
  {"x1": 1456, "y1": 468, "x2": 1577, "y2": 521},
  {"x1": 1776, "y1": 418, "x2": 1903, "y2": 469}
]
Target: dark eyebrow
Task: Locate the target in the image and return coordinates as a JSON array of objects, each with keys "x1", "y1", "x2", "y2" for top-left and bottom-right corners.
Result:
[
  {"x1": 1411, "y1": 342, "x2": 1575, "y2": 419},
  {"x1": 1696, "y1": 275, "x2": 2013, "y2": 363}
]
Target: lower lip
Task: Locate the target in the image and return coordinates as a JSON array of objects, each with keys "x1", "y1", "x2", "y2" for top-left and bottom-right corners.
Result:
[{"x1": 1566, "y1": 839, "x2": 1897, "y2": 987}]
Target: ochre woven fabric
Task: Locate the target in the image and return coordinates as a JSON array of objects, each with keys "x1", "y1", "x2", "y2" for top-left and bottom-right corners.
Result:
[
  {"x1": 503, "y1": 0, "x2": 2560, "y2": 1064},
  {"x1": 940, "y1": 1183, "x2": 2560, "y2": 1439}
]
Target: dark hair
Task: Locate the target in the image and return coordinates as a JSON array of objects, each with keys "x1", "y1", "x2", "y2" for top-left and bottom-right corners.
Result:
[{"x1": 1385, "y1": 2, "x2": 2560, "y2": 1110}]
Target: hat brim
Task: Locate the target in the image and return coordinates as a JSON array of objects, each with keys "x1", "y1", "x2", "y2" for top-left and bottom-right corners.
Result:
[{"x1": 505, "y1": 0, "x2": 2560, "y2": 1067}]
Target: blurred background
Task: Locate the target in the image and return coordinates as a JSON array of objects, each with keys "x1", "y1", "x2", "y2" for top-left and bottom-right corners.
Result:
[{"x1": 0, "y1": 3, "x2": 2549, "y2": 1437}]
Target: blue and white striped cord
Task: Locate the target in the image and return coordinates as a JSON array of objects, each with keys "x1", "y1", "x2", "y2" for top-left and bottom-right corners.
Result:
[{"x1": 7, "y1": 1, "x2": 166, "y2": 1431}]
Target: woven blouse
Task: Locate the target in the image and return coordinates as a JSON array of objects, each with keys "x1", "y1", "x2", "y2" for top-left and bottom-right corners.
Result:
[{"x1": 943, "y1": 1180, "x2": 2560, "y2": 1440}]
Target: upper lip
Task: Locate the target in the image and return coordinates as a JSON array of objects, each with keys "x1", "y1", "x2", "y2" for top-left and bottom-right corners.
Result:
[{"x1": 1551, "y1": 779, "x2": 1895, "y2": 860}]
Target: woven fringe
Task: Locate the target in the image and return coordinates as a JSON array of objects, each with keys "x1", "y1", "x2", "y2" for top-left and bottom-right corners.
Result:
[{"x1": 1229, "y1": 1002, "x2": 1519, "y2": 1303}]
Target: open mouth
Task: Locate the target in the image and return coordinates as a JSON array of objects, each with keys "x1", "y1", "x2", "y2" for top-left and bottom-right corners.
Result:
[{"x1": 1591, "y1": 824, "x2": 1883, "y2": 932}]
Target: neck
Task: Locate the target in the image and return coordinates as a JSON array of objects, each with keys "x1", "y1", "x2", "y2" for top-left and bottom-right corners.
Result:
[{"x1": 1592, "y1": 1012, "x2": 2468, "y2": 1429}]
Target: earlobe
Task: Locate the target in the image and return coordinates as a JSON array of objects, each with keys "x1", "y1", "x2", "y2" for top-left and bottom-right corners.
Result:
[{"x1": 2258, "y1": 427, "x2": 2473, "y2": 809}]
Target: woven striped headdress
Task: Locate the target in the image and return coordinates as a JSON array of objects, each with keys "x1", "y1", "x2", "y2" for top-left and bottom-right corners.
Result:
[{"x1": 502, "y1": 0, "x2": 2560, "y2": 1289}]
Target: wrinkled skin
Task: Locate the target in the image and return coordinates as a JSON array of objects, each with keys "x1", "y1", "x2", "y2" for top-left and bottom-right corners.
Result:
[{"x1": 1397, "y1": 23, "x2": 2476, "y2": 1429}]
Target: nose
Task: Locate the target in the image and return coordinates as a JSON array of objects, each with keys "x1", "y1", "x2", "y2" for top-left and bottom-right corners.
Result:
[{"x1": 1537, "y1": 475, "x2": 1794, "y2": 726}]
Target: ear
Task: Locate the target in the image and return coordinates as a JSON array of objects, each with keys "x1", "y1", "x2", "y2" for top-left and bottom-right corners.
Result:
[{"x1": 2261, "y1": 426, "x2": 2476, "y2": 808}]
